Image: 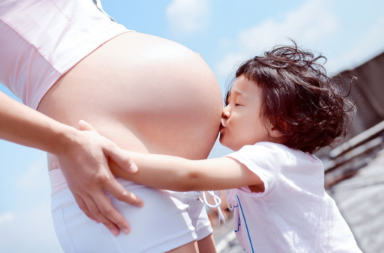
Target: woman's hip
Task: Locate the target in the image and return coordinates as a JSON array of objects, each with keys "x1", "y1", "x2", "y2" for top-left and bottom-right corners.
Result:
[{"x1": 50, "y1": 170, "x2": 212, "y2": 253}]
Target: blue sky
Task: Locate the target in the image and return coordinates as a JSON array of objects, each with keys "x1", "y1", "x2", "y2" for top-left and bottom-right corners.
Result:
[{"x1": 1, "y1": 0, "x2": 384, "y2": 252}]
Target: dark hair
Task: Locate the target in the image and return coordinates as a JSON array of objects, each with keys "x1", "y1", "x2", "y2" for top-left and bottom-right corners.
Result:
[{"x1": 228, "y1": 41, "x2": 355, "y2": 153}]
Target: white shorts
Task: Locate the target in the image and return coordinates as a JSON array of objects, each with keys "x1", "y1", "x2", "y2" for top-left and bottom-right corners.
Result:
[{"x1": 50, "y1": 169, "x2": 212, "y2": 253}]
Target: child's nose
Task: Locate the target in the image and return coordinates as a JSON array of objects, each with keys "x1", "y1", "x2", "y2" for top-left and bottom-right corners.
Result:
[
  {"x1": 221, "y1": 108, "x2": 230, "y2": 127},
  {"x1": 222, "y1": 107, "x2": 230, "y2": 119}
]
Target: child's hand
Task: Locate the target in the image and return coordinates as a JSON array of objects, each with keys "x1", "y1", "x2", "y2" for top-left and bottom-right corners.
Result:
[{"x1": 78, "y1": 120, "x2": 138, "y2": 173}]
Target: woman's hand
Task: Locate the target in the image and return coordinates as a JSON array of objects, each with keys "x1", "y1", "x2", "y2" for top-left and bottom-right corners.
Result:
[
  {"x1": 56, "y1": 120, "x2": 143, "y2": 236},
  {"x1": 0, "y1": 93, "x2": 142, "y2": 236}
]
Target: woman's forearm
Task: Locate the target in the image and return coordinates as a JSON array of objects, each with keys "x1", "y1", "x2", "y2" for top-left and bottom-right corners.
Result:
[
  {"x1": 0, "y1": 91, "x2": 77, "y2": 154},
  {"x1": 0, "y1": 94, "x2": 142, "y2": 235}
]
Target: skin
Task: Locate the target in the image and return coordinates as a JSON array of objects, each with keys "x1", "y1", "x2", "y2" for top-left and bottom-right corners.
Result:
[
  {"x1": 220, "y1": 75, "x2": 281, "y2": 151},
  {"x1": 38, "y1": 32, "x2": 222, "y2": 252},
  {"x1": 81, "y1": 75, "x2": 285, "y2": 199},
  {"x1": 0, "y1": 91, "x2": 141, "y2": 233}
]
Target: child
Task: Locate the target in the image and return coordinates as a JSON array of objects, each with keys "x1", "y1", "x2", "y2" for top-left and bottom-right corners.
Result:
[{"x1": 81, "y1": 43, "x2": 361, "y2": 253}]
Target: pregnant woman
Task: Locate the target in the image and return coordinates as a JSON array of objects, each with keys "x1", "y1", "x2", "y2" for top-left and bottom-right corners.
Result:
[{"x1": 0, "y1": 0, "x2": 222, "y2": 252}]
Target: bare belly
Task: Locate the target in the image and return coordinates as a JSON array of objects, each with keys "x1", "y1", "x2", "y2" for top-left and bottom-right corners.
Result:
[{"x1": 37, "y1": 32, "x2": 223, "y2": 170}]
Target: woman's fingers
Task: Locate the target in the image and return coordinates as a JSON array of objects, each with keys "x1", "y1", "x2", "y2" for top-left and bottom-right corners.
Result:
[
  {"x1": 65, "y1": 120, "x2": 142, "y2": 234},
  {"x1": 106, "y1": 177, "x2": 144, "y2": 208},
  {"x1": 75, "y1": 164, "x2": 134, "y2": 235},
  {"x1": 105, "y1": 143, "x2": 138, "y2": 173},
  {"x1": 82, "y1": 192, "x2": 125, "y2": 235},
  {"x1": 70, "y1": 171, "x2": 132, "y2": 235},
  {"x1": 73, "y1": 193, "x2": 99, "y2": 223},
  {"x1": 79, "y1": 120, "x2": 138, "y2": 173}
]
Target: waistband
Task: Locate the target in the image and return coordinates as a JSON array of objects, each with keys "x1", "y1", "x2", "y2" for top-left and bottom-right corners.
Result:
[
  {"x1": 49, "y1": 169, "x2": 69, "y2": 196},
  {"x1": 48, "y1": 168, "x2": 145, "y2": 196}
]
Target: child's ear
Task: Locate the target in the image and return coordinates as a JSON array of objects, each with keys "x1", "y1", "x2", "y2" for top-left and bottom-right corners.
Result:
[
  {"x1": 268, "y1": 118, "x2": 289, "y2": 139},
  {"x1": 269, "y1": 126, "x2": 285, "y2": 139}
]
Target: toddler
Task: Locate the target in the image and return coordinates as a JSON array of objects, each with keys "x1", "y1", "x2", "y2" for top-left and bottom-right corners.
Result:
[{"x1": 82, "y1": 43, "x2": 361, "y2": 253}]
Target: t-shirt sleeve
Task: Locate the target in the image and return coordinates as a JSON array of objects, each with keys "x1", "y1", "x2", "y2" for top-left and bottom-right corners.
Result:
[{"x1": 225, "y1": 143, "x2": 280, "y2": 194}]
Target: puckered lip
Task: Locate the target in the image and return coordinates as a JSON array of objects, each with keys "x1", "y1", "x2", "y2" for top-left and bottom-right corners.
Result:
[
  {"x1": 219, "y1": 123, "x2": 225, "y2": 133},
  {"x1": 220, "y1": 118, "x2": 227, "y2": 133}
]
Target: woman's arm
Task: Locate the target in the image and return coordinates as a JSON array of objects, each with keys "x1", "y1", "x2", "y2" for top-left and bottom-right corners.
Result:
[
  {"x1": 0, "y1": 91, "x2": 142, "y2": 235},
  {"x1": 110, "y1": 151, "x2": 264, "y2": 192}
]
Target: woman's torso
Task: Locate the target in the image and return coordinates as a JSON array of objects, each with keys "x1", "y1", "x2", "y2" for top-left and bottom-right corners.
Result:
[{"x1": 37, "y1": 32, "x2": 223, "y2": 169}]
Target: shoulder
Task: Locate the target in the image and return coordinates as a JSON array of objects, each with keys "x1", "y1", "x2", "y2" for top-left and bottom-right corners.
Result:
[
  {"x1": 233, "y1": 142, "x2": 284, "y2": 154},
  {"x1": 230, "y1": 142, "x2": 286, "y2": 160},
  {"x1": 225, "y1": 143, "x2": 285, "y2": 196},
  {"x1": 225, "y1": 142, "x2": 286, "y2": 173},
  {"x1": 228, "y1": 142, "x2": 322, "y2": 170}
]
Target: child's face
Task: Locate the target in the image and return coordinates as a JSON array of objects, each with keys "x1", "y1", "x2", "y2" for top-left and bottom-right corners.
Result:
[{"x1": 219, "y1": 75, "x2": 272, "y2": 151}]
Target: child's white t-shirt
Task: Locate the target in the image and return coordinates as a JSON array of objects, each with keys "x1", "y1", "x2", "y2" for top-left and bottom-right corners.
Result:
[{"x1": 226, "y1": 142, "x2": 362, "y2": 253}]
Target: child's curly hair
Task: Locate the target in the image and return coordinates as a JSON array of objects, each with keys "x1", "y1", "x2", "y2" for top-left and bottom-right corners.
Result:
[{"x1": 231, "y1": 41, "x2": 355, "y2": 154}]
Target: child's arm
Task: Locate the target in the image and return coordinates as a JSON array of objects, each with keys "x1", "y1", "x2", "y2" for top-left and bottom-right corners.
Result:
[{"x1": 110, "y1": 152, "x2": 264, "y2": 192}]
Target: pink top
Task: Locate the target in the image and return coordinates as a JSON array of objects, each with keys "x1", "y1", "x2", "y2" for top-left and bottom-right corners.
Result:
[{"x1": 0, "y1": 0, "x2": 129, "y2": 109}]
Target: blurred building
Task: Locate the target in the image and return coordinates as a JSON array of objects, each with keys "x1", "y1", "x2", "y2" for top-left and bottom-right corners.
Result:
[
  {"x1": 323, "y1": 51, "x2": 384, "y2": 253},
  {"x1": 341, "y1": 51, "x2": 384, "y2": 136}
]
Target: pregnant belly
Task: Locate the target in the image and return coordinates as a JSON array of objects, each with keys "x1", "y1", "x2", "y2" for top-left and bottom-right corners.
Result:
[{"x1": 37, "y1": 32, "x2": 223, "y2": 169}]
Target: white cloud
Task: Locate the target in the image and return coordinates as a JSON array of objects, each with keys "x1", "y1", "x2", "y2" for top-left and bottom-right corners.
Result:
[
  {"x1": 217, "y1": 38, "x2": 232, "y2": 51},
  {"x1": 216, "y1": 52, "x2": 248, "y2": 79},
  {"x1": 166, "y1": 0, "x2": 211, "y2": 36},
  {"x1": 16, "y1": 156, "x2": 47, "y2": 191},
  {"x1": 239, "y1": 0, "x2": 338, "y2": 53},
  {"x1": 0, "y1": 203, "x2": 64, "y2": 253},
  {"x1": 216, "y1": 0, "x2": 338, "y2": 80},
  {"x1": 0, "y1": 212, "x2": 14, "y2": 225},
  {"x1": 0, "y1": 154, "x2": 59, "y2": 253},
  {"x1": 326, "y1": 13, "x2": 384, "y2": 75}
]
